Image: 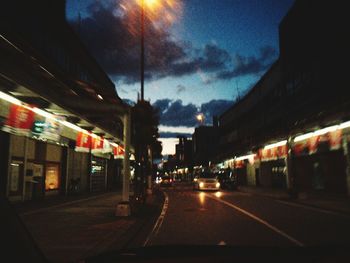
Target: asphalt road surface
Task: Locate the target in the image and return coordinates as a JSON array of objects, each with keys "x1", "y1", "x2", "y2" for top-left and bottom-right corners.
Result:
[{"x1": 146, "y1": 183, "x2": 350, "y2": 247}]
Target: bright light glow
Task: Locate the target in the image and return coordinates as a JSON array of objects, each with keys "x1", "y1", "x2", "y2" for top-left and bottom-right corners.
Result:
[
  {"x1": 199, "y1": 192, "x2": 205, "y2": 205},
  {"x1": 0, "y1": 91, "x2": 22, "y2": 105},
  {"x1": 236, "y1": 154, "x2": 256, "y2": 161},
  {"x1": 30, "y1": 107, "x2": 55, "y2": 120},
  {"x1": 215, "y1": 191, "x2": 222, "y2": 198},
  {"x1": 144, "y1": 0, "x2": 159, "y2": 9},
  {"x1": 97, "y1": 94, "x2": 103, "y2": 100},
  {"x1": 294, "y1": 124, "x2": 341, "y2": 143},
  {"x1": 216, "y1": 182, "x2": 220, "y2": 188},
  {"x1": 110, "y1": 142, "x2": 119, "y2": 148},
  {"x1": 313, "y1": 125, "x2": 339, "y2": 136},
  {"x1": 264, "y1": 140, "x2": 287, "y2": 150},
  {"x1": 193, "y1": 178, "x2": 198, "y2": 182},
  {"x1": 60, "y1": 121, "x2": 83, "y2": 132},
  {"x1": 196, "y1": 113, "x2": 205, "y2": 123},
  {"x1": 294, "y1": 132, "x2": 314, "y2": 142},
  {"x1": 199, "y1": 182, "x2": 204, "y2": 188},
  {"x1": 339, "y1": 121, "x2": 350, "y2": 129}
]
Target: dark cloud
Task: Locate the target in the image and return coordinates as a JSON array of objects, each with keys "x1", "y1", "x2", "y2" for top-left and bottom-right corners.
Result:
[
  {"x1": 216, "y1": 45, "x2": 277, "y2": 80},
  {"x1": 200, "y1": 100, "x2": 233, "y2": 124},
  {"x1": 176, "y1": 84, "x2": 186, "y2": 94},
  {"x1": 157, "y1": 100, "x2": 198, "y2": 127},
  {"x1": 159, "y1": 132, "x2": 192, "y2": 138},
  {"x1": 153, "y1": 99, "x2": 172, "y2": 114},
  {"x1": 69, "y1": 1, "x2": 273, "y2": 85},
  {"x1": 153, "y1": 99, "x2": 233, "y2": 128}
]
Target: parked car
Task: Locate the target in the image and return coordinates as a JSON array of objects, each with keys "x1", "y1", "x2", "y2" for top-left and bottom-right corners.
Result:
[
  {"x1": 217, "y1": 170, "x2": 237, "y2": 190},
  {"x1": 193, "y1": 171, "x2": 220, "y2": 191},
  {"x1": 160, "y1": 175, "x2": 173, "y2": 187}
]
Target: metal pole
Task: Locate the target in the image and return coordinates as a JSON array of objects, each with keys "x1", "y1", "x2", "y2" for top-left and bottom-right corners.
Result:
[
  {"x1": 342, "y1": 136, "x2": 350, "y2": 196},
  {"x1": 22, "y1": 136, "x2": 28, "y2": 202},
  {"x1": 140, "y1": 0, "x2": 145, "y2": 101},
  {"x1": 65, "y1": 148, "x2": 70, "y2": 196},
  {"x1": 122, "y1": 109, "x2": 131, "y2": 202},
  {"x1": 116, "y1": 109, "x2": 131, "y2": 216}
]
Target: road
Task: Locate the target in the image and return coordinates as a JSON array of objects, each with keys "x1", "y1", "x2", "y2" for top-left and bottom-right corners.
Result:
[{"x1": 146, "y1": 183, "x2": 350, "y2": 247}]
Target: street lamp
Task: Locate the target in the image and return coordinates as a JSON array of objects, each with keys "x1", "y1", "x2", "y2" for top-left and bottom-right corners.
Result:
[
  {"x1": 196, "y1": 113, "x2": 205, "y2": 125},
  {"x1": 138, "y1": 0, "x2": 180, "y2": 101}
]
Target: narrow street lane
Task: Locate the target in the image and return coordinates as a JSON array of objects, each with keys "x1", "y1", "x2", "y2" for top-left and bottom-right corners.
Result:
[{"x1": 148, "y1": 184, "x2": 350, "y2": 247}]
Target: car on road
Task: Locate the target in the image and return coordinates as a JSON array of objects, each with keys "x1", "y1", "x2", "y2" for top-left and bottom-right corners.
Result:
[
  {"x1": 217, "y1": 170, "x2": 237, "y2": 190},
  {"x1": 160, "y1": 176, "x2": 173, "y2": 187},
  {"x1": 193, "y1": 171, "x2": 220, "y2": 191}
]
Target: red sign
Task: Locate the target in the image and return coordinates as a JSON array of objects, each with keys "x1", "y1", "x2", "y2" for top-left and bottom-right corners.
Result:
[
  {"x1": 91, "y1": 136, "x2": 104, "y2": 154},
  {"x1": 75, "y1": 131, "x2": 91, "y2": 152},
  {"x1": 113, "y1": 145, "x2": 125, "y2": 159},
  {"x1": 3, "y1": 104, "x2": 35, "y2": 136},
  {"x1": 259, "y1": 144, "x2": 288, "y2": 161},
  {"x1": 329, "y1": 129, "x2": 342, "y2": 150},
  {"x1": 235, "y1": 160, "x2": 244, "y2": 168},
  {"x1": 308, "y1": 135, "x2": 320, "y2": 154}
]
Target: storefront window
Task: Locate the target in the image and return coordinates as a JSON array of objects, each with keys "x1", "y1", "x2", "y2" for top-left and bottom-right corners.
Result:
[{"x1": 45, "y1": 164, "x2": 60, "y2": 191}]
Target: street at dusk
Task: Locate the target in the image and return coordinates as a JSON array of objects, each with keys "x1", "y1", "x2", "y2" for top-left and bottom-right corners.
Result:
[
  {"x1": 148, "y1": 184, "x2": 350, "y2": 247},
  {"x1": 2, "y1": 0, "x2": 350, "y2": 262}
]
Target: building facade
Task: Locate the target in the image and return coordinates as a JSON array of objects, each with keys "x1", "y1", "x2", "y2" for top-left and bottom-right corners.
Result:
[
  {"x1": 217, "y1": 0, "x2": 350, "y2": 196},
  {"x1": 0, "y1": 0, "x2": 130, "y2": 201}
]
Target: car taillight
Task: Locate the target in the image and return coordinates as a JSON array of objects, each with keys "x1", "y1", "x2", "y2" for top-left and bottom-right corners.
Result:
[{"x1": 170, "y1": 179, "x2": 172, "y2": 182}]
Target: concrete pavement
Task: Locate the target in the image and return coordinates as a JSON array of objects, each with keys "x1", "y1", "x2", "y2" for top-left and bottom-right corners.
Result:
[
  {"x1": 14, "y1": 190, "x2": 164, "y2": 263},
  {"x1": 148, "y1": 185, "x2": 350, "y2": 248},
  {"x1": 237, "y1": 185, "x2": 350, "y2": 216}
]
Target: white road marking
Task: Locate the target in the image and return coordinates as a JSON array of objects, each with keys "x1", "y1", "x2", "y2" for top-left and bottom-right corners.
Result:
[
  {"x1": 20, "y1": 193, "x2": 113, "y2": 216},
  {"x1": 276, "y1": 200, "x2": 350, "y2": 219},
  {"x1": 205, "y1": 193, "x2": 304, "y2": 247},
  {"x1": 143, "y1": 191, "x2": 169, "y2": 246}
]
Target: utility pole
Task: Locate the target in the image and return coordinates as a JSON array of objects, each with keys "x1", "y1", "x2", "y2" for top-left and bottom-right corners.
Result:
[{"x1": 116, "y1": 108, "x2": 131, "y2": 216}]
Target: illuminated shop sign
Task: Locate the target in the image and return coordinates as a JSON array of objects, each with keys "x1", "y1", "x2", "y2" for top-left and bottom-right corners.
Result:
[{"x1": 2, "y1": 104, "x2": 35, "y2": 136}]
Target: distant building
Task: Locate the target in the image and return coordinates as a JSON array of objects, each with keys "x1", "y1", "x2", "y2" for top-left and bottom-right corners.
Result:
[
  {"x1": 175, "y1": 136, "x2": 193, "y2": 165},
  {"x1": 192, "y1": 124, "x2": 218, "y2": 167}
]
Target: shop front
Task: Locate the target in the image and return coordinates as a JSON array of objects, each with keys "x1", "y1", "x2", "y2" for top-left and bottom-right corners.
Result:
[
  {"x1": 293, "y1": 129, "x2": 347, "y2": 194},
  {"x1": 257, "y1": 143, "x2": 288, "y2": 189}
]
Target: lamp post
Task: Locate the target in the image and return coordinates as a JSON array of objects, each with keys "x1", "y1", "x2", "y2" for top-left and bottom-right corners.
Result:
[{"x1": 140, "y1": 0, "x2": 145, "y2": 101}]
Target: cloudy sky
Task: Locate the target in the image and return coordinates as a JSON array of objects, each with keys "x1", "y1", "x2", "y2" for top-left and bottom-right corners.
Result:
[{"x1": 66, "y1": 0, "x2": 294, "y2": 155}]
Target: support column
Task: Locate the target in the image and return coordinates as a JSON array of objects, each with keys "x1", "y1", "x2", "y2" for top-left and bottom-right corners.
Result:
[
  {"x1": 104, "y1": 160, "x2": 108, "y2": 191},
  {"x1": 21, "y1": 136, "x2": 28, "y2": 202},
  {"x1": 342, "y1": 136, "x2": 350, "y2": 196},
  {"x1": 116, "y1": 109, "x2": 131, "y2": 216},
  {"x1": 286, "y1": 136, "x2": 297, "y2": 198},
  {"x1": 64, "y1": 148, "x2": 70, "y2": 196}
]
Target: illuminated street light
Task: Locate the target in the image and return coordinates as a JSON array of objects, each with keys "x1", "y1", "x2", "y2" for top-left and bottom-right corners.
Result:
[
  {"x1": 136, "y1": 0, "x2": 181, "y2": 100},
  {"x1": 196, "y1": 113, "x2": 205, "y2": 125}
]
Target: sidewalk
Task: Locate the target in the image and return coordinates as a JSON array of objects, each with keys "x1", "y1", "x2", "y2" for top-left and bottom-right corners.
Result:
[
  {"x1": 237, "y1": 186, "x2": 350, "y2": 216},
  {"x1": 13, "y1": 190, "x2": 121, "y2": 215},
  {"x1": 12, "y1": 189, "x2": 164, "y2": 263}
]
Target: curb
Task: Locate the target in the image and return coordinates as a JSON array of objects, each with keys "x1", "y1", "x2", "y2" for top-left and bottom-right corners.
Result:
[{"x1": 82, "y1": 189, "x2": 165, "y2": 259}]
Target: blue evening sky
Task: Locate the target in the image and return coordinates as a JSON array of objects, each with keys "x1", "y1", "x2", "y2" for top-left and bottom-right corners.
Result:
[{"x1": 66, "y1": 0, "x2": 295, "y2": 154}]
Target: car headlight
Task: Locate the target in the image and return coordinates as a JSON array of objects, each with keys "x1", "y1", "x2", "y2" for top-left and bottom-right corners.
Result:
[
  {"x1": 199, "y1": 182, "x2": 204, "y2": 188},
  {"x1": 216, "y1": 182, "x2": 220, "y2": 188},
  {"x1": 194, "y1": 178, "x2": 198, "y2": 182}
]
